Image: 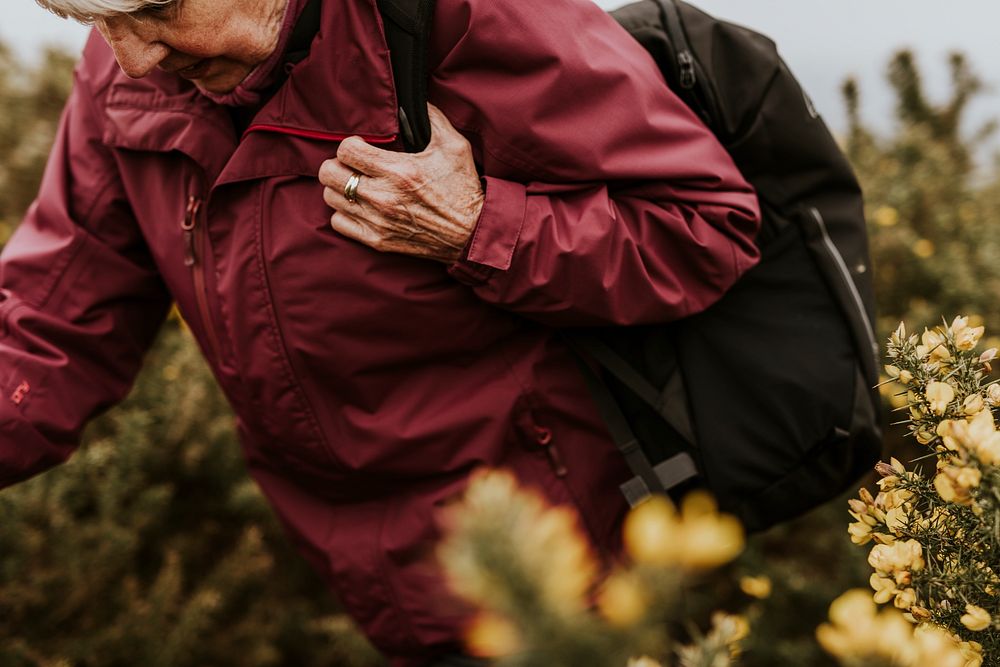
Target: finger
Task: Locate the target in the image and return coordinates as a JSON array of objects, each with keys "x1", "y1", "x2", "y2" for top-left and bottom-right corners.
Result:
[
  {"x1": 318, "y1": 157, "x2": 356, "y2": 190},
  {"x1": 329, "y1": 210, "x2": 380, "y2": 248},
  {"x1": 323, "y1": 173, "x2": 387, "y2": 213},
  {"x1": 323, "y1": 181, "x2": 372, "y2": 212},
  {"x1": 337, "y1": 136, "x2": 402, "y2": 177}
]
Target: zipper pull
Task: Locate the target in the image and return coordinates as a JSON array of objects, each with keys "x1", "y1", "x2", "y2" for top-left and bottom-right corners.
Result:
[
  {"x1": 182, "y1": 196, "x2": 202, "y2": 267},
  {"x1": 533, "y1": 426, "x2": 568, "y2": 478},
  {"x1": 678, "y1": 50, "x2": 697, "y2": 90}
]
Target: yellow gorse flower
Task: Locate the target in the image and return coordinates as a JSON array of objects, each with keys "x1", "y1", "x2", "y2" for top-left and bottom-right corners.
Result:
[
  {"x1": 597, "y1": 571, "x2": 647, "y2": 627},
  {"x1": 961, "y1": 604, "x2": 992, "y2": 632},
  {"x1": 919, "y1": 328, "x2": 951, "y2": 363},
  {"x1": 913, "y1": 238, "x2": 936, "y2": 258},
  {"x1": 934, "y1": 465, "x2": 981, "y2": 505},
  {"x1": 818, "y1": 590, "x2": 970, "y2": 667},
  {"x1": 710, "y1": 611, "x2": 750, "y2": 658},
  {"x1": 926, "y1": 381, "x2": 956, "y2": 415},
  {"x1": 626, "y1": 658, "x2": 664, "y2": 667},
  {"x1": 964, "y1": 393, "x2": 986, "y2": 416},
  {"x1": 465, "y1": 612, "x2": 523, "y2": 658},
  {"x1": 868, "y1": 539, "x2": 925, "y2": 574},
  {"x1": 952, "y1": 316, "x2": 986, "y2": 352},
  {"x1": 941, "y1": 411, "x2": 1000, "y2": 464},
  {"x1": 987, "y1": 383, "x2": 1000, "y2": 407},
  {"x1": 873, "y1": 205, "x2": 900, "y2": 227},
  {"x1": 739, "y1": 575, "x2": 772, "y2": 600},
  {"x1": 438, "y1": 469, "x2": 597, "y2": 619},
  {"x1": 623, "y1": 492, "x2": 744, "y2": 570}
]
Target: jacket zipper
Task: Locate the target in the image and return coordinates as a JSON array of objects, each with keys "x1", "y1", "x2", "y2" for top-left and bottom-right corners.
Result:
[
  {"x1": 182, "y1": 195, "x2": 225, "y2": 364},
  {"x1": 808, "y1": 206, "x2": 879, "y2": 361}
]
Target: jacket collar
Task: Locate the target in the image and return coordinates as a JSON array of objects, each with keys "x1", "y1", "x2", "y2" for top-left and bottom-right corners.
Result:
[
  {"x1": 247, "y1": 0, "x2": 399, "y2": 143},
  {"x1": 103, "y1": 0, "x2": 401, "y2": 187}
]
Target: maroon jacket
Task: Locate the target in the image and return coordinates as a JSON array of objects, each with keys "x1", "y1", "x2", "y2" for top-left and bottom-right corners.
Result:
[{"x1": 0, "y1": 0, "x2": 759, "y2": 663}]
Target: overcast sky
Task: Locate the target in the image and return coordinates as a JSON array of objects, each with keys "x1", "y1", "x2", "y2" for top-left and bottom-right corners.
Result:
[{"x1": 4, "y1": 0, "x2": 999, "y2": 163}]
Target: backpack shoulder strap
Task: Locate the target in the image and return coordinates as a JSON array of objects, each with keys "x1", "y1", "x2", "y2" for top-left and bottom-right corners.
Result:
[{"x1": 376, "y1": 0, "x2": 437, "y2": 152}]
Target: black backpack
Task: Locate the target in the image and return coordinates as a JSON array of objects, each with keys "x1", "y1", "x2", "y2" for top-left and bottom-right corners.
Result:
[{"x1": 301, "y1": 0, "x2": 884, "y2": 533}]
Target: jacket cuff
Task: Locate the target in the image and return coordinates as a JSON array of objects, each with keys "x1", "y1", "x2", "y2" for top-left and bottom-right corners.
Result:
[{"x1": 447, "y1": 176, "x2": 527, "y2": 285}]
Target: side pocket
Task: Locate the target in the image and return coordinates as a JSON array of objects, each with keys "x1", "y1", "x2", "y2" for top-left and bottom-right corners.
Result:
[{"x1": 738, "y1": 363, "x2": 881, "y2": 533}]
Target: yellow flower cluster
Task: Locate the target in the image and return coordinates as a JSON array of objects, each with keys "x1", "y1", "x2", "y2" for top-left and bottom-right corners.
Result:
[
  {"x1": 622, "y1": 492, "x2": 744, "y2": 570},
  {"x1": 929, "y1": 397, "x2": 1000, "y2": 513},
  {"x1": 917, "y1": 327, "x2": 953, "y2": 369},
  {"x1": 673, "y1": 612, "x2": 749, "y2": 666},
  {"x1": 951, "y1": 316, "x2": 987, "y2": 352},
  {"x1": 466, "y1": 612, "x2": 523, "y2": 658},
  {"x1": 933, "y1": 460, "x2": 982, "y2": 505},
  {"x1": 847, "y1": 317, "x2": 1000, "y2": 663},
  {"x1": 438, "y1": 468, "x2": 598, "y2": 658},
  {"x1": 440, "y1": 471, "x2": 751, "y2": 664},
  {"x1": 817, "y1": 590, "x2": 982, "y2": 667},
  {"x1": 708, "y1": 612, "x2": 750, "y2": 658},
  {"x1": 867, "y1": 539, "x2": 925, "y2": 615},
  {"x1": 848, "y1": 459, "x2": 914, "y2": 546},
  {"x1": 598, "y1": 492, "x2": 744, "y2": 631},
  {"x1": 960, "y1": 604, "x2": 993, "y2": 632},
  {"x1": 938, "y1": 410, "x2": 1000, "y2": 465}
]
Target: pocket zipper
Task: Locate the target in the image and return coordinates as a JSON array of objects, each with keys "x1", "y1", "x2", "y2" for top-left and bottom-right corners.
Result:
[{"x1": 182, "y1": 195, "x2": 225, "y2": 364}]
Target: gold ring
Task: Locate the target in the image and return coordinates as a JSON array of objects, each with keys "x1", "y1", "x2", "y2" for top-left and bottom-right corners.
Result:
[{"x1": 344, "y1": 172, "x2": 362, "y2": 204}]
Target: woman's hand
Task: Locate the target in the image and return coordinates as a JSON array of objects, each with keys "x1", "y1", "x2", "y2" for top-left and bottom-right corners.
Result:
[{"x1": 319, "y1": 104, "x2": 485, "y2": 264}]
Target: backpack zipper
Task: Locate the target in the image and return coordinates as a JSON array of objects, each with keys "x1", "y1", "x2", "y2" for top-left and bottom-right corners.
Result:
[
  {"x1": 658, "y1": 0, "x2": 721, "y2": 128},
  {"x1": 677, "y1": 50, "x2": 697, "y2": 90},
  {"x1": 182, "y1": 194, "x2": 225, "y2": 364},
  {"x1": 808, "y1": 206, "x2": 879, "y2": 361}
]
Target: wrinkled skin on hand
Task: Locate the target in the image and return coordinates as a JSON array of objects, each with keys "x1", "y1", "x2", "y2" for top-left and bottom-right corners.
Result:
[{"x1": 319, "y1": 104, "x2": 485, "y2": 264}]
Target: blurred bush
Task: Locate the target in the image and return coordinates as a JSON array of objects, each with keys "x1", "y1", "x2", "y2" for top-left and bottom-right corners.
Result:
[
  {"x1": 846, "y1": 51, "x2": 1000, "y2": 341},
  {"x1": 0, "y1": 44, "x2": 74, "y2": 245}
]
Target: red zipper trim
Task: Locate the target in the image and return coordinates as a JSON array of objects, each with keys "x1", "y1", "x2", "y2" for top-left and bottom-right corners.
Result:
[{"x1": 243, "y1": 124, "x2": 398, "y2": 144}]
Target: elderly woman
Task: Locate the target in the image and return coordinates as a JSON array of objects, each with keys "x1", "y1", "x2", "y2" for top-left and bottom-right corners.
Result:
[{"x1": 3, "y1": 0, "x2": 759, "y2": 663}]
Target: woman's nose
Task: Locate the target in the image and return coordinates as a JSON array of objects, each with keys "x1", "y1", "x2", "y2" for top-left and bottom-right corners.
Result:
[{"x1": 96, "y1": 17, "x2": 170, "y2": 79}]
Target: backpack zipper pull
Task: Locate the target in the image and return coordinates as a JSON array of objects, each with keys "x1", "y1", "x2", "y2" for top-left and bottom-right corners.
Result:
[
  {"x1": 182, "y1": 195, "x2": 202, "y2": 267},
  {"x1": 678, "y1": 50, "x2": 697, "y2": 89}
]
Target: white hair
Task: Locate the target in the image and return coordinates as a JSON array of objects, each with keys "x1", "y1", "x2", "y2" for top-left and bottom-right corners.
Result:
[{"x1": 35, "y1": 0, "x2": 175, "y2": 23}]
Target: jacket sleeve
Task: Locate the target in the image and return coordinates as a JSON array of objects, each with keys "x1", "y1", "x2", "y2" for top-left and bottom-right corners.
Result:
[
  {"x1": 435, "y1": 0, "x2": 761, "y2": 327},
  {"x1": 0, "y1": 65, "x2": 171, "y2": 488}
]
